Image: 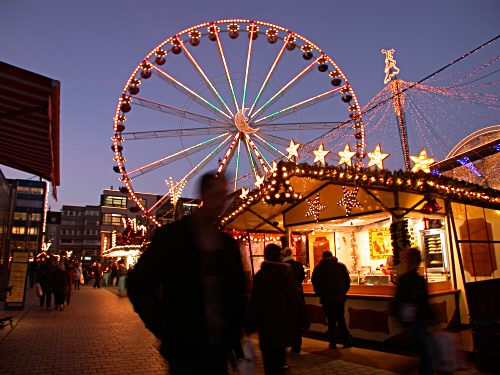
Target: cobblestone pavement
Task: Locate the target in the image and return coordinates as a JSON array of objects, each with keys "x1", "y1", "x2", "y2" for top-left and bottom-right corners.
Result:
[{"x1": 0, "y1": 286, "x2": 489, "y2": 375}]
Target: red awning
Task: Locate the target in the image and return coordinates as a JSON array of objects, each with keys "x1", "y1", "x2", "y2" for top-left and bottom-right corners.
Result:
[{"x1": 0, "y1": 61, "x2": 60, "y2": 198}]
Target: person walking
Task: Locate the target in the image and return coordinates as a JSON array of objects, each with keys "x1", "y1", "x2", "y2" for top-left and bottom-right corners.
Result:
[
  {"x1": 36, "y1": 255, "x2": 56, "y2": 309},
  {"x1": 311, "y1": 251, "x2": 352, "y2": 349},
  {"x1": 66, "y1": 260, "x2": 75, "y2": 305},
  {"x1": 392, "y1": 247, "x2": 435, "y2": 375},
  {"x1": 93, "y1": 263, "x2": 103, "y2": 288},
  {"x1": 282, "y1": 247, "x2": 307, "y2": 353},
  {"x1": 127, "y1": 173, "x2": 246, "y2": 375},
  {"x1": 52, "y1": 261, "x2": 70, "y2": 311},
  {"x1": 246, "y1": 243, "x2": 307, "y2": 374},
  {"x1": 75, "y1": 262, "x2": 83, "y2": 290}
]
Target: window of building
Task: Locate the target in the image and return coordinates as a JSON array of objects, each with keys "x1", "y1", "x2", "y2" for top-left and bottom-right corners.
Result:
[
  {"x1": 101, "y1": 213, "x2": 127, "y2": 226},
  {"x1": 28, "y1": 227, "x2": 39, "y2": 236},
  {"x1": 13, "y1": 212, "x2": 27, "y2": 221},
  {"x1": 29, "y1": 213, "x2": 42, "y2": 222},
  {"x1": 12, "y1": 226, "x2": 25, "y2": 235},
  {"x1": 101, "y1": 195, "x2": 127, "y2": 208}
]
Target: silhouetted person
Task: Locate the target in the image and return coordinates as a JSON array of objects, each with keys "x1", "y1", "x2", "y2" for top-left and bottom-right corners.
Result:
[
  {"x1": 93, "y1": 263, "x2": 102, "y2": 288},
  {"x1": 246, "y1": 243, "x2": 306, "y2": 374},
  {"x1": 128, "y1": 173, "x2": 245, "y2": 375},
  {"x1": 52, "y1": 261, "x2": 70, "y2": 311},
  {"x1": 311, "y1": 251, "x2": 352, "y2": 349},
  {"x1": 393, "y1": 247, "x2": 434, "y2": 374},
  {"x1": 282, "y1": 247, "x2": 307, "y2": 353}
]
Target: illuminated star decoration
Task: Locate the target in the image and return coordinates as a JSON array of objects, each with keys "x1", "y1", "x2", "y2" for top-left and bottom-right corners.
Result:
[
  {"x1": 313, "y1": 143, "x2": 329, "y2": 165},
  {"x1": 286, "y1": 139, "x2": 301, "y2": 161},
  {"x1": 367, "y1": 144, "x2": 390, "y2": 169},
  {"x1": 239, "y1": 187, "x2": 249, "y2": 199},
  {"x1": 254, "y1": 174, "x2": 265, "y2": 188},
  {"x1": 338, "y1": 144, "x2": 356, "y2": 166},
  {"x1": 410, "y1": 148, "x2": 435, "y2": 173},
  {"x1": 306, "y1": 193, "x2": 327, "y2": 221},
  {"x1": 337, "y1": 186, "x2": 362, "y2": 215}
]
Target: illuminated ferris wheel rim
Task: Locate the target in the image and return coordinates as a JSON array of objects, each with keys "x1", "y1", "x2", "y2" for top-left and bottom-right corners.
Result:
[{"x1": 112, "y1": 19, "x2": 365, "y2": 226}]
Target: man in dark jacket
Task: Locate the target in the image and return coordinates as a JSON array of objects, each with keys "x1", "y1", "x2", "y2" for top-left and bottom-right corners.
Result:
[
  {"x1": 393, "y1": 247, "x2": 434, "y2": 374},
  {"x1": 247, "y1": 244, "x2": 306, "y2": 374},
  {"x1": 127, "y1": 173, "x2": 245, "y2": 375},
  {"x1": 311, "y1": 251, "x2": 352, "y2": 349},
  {"x1": 282, "y1": 247, "x2": 306, "y2": 353}
]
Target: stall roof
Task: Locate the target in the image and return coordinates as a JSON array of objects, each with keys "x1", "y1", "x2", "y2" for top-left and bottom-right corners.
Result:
[
  {"x1": 222, "y1": 161, "x2": 500, "y2": 231},
  {"x1": 0, "y1": 61, "x2": 60, "y2": 197}
]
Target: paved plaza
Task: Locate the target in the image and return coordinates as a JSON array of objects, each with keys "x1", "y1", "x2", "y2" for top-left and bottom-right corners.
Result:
[{"x1": 0, "y1": 286, "x2": 488, "y2": 375}]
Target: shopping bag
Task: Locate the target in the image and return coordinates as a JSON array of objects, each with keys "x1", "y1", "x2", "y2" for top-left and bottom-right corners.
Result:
[
  {"x1": 432, "y1": 330, "x2": 467, "y2": 372},
  {"x1": 35, "y1": 282, "x2": 43, "y2": 298},
  {"x1": 80, "y1": 274, "x2": 85, "y2": 285},
  {"x1": 237, "y1": 337, "x2": 256, "y2": 375}
]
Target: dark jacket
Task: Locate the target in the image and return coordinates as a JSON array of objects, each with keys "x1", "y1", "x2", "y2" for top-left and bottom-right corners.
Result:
[
  {"x1": 311, "y1": 257, "x2": 350, "y2": 304},
  {"x1": 393, "y1": 270, "x2": 434, "y2": 326},
  {"x1": 127, "y1": 215, "x2": 246, "y2": 361},
  {"x1": 284, "y1": 258, "x2": 305, "y2": 289},
  {"x1": 52, "y1": 269, "x2": 70, "y2": 296},
  {"x1": 246, "y1": 261, "x2": 306, "y2": 351}
]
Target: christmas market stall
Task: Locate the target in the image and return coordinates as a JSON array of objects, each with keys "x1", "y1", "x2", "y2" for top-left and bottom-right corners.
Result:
[{"x1": 222, "y1": 160, "x2": 500, "y2": 347}]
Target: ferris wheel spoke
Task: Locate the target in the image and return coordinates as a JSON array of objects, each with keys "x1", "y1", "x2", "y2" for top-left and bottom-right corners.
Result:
[
  {"x1": 233, "y1": 138, "x2": 242, "y2": 191},
  {"x1": 151, "y1": 64, "x2": 232, "y2": 120},
  {"x1": 130, "y1": 96, "x2": 232, "y2": 129},
  {"x1": 253, "y1": 86, "x2": 344, "y2": 124},
  {"x1": 215, "y1": 132, "x2": 241, "y2": 176},
  {"x1": 251, "y1": 134, "x2": 287, "y2": 159},
  {"x1": 213, "y1": 27, "x2": 239, "y2": 113},
  {"x1": 255, "y1": 121, "x2": 344, "y2": 132},
  {"x1": 247, "y1": 38, "x2": 288, "y2": 117},
  {"x1": 176, "y1": 37, "x2": 235, "y2": 117},
  {"x1": 241, "y1": 23, "x2": 256, "y2": 109},
  {"x1": 244, "y1": 133, "x2": 271, "y2": 174},
  {"x1": 122, "y1": 126, "x2": 230, "y2": 140},
  {"x1": 147, "y1": 138, "x2": 232, "y2": 214},
  {"x1": 249, "y1": 56, "x2": 322, "y2": 121},
  {"x1": 127, "y1": 133, "x2": 231, "y2": 179},
  {"x1": 243, "y1": 137, "x2": 260, "y2": 181}
]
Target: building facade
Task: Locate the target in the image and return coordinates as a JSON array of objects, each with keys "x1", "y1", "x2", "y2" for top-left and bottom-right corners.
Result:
[
  {"x1": 7, "y1": 179, "x2": 47, "y2": 257},
  {"x1": 45, "y1": 211, "x2": 61, "y2": 254},
  {"x1": 100, "y1": 189, "x2": 158, "y2": 255},
  {"x1": 60, "y1": 205, "x2": 101, "y2": 259}
]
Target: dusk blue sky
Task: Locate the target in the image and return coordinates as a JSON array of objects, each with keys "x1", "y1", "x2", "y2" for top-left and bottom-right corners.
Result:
[{"x1": 1, "y1": 0, "x2": 499, "y2": 211}]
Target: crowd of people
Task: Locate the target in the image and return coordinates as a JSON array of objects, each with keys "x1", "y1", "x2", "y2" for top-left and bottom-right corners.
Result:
[
  {"x1": 33, "y1": 256, "x2": 131, "y2": 311},
  {"x1": 35, "y1": 255, "x2": 82, "y2": 311}
]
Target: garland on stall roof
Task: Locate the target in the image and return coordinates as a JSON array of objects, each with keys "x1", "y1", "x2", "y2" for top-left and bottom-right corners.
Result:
[
  {"x1": 350, "y1": 231, "x2": 359, "y2": 273},
  {"x1": 220, "y1": 160, "x2": 500, "y2": 227}
]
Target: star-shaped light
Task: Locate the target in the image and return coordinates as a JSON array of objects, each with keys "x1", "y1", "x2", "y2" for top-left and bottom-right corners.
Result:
[
  {"x1": 254, "y1": 174, "x2": 265, "y2": 188},
  {"x1": 306, "y1": 193, "x2": 327, "y2": 221},
  {"x1": 337, "y1": 186, "x2": 362, "y2": 215},
  {"x1": 239, "y1": 187, "x2": 249, "y2": 199},
  {"x1": 410, "y1": 148, "x2": 435, "y2": 173},
  {"x1": 367, "y1": 144, "x2": 390, "y2": 169},
  {"x1": 286, "y1": 139, "x2": 301, "y2": 161},
  {"x1": 313, "y1": 143, "x2": 329, "y2": 165},
  {"x1": 338, "y1": 144, "x2": 356, "y2": 166}
]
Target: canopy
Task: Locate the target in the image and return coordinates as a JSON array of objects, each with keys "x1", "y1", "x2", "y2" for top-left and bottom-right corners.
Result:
[{"x1": 0, "y1": 61, "x2": 60, "y2": 197}]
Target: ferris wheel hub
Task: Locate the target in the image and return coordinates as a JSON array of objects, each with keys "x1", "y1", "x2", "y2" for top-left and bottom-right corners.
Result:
[{"x1": 234, "y1": 108, "x2": 259, "y2": 134}]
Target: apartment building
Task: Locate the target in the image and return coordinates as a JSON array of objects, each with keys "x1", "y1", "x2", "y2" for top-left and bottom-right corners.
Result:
[
  {"x1": 8, "y1": 179, "x2": 47, "y2": 256},
  {"x1": 60, "y1": 205, "x2": 101, "y2": 259}
]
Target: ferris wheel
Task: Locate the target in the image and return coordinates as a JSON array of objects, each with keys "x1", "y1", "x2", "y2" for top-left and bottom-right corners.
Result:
[{"x1": 112, "y1": 19, "x2": 364, "y2": 225}]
